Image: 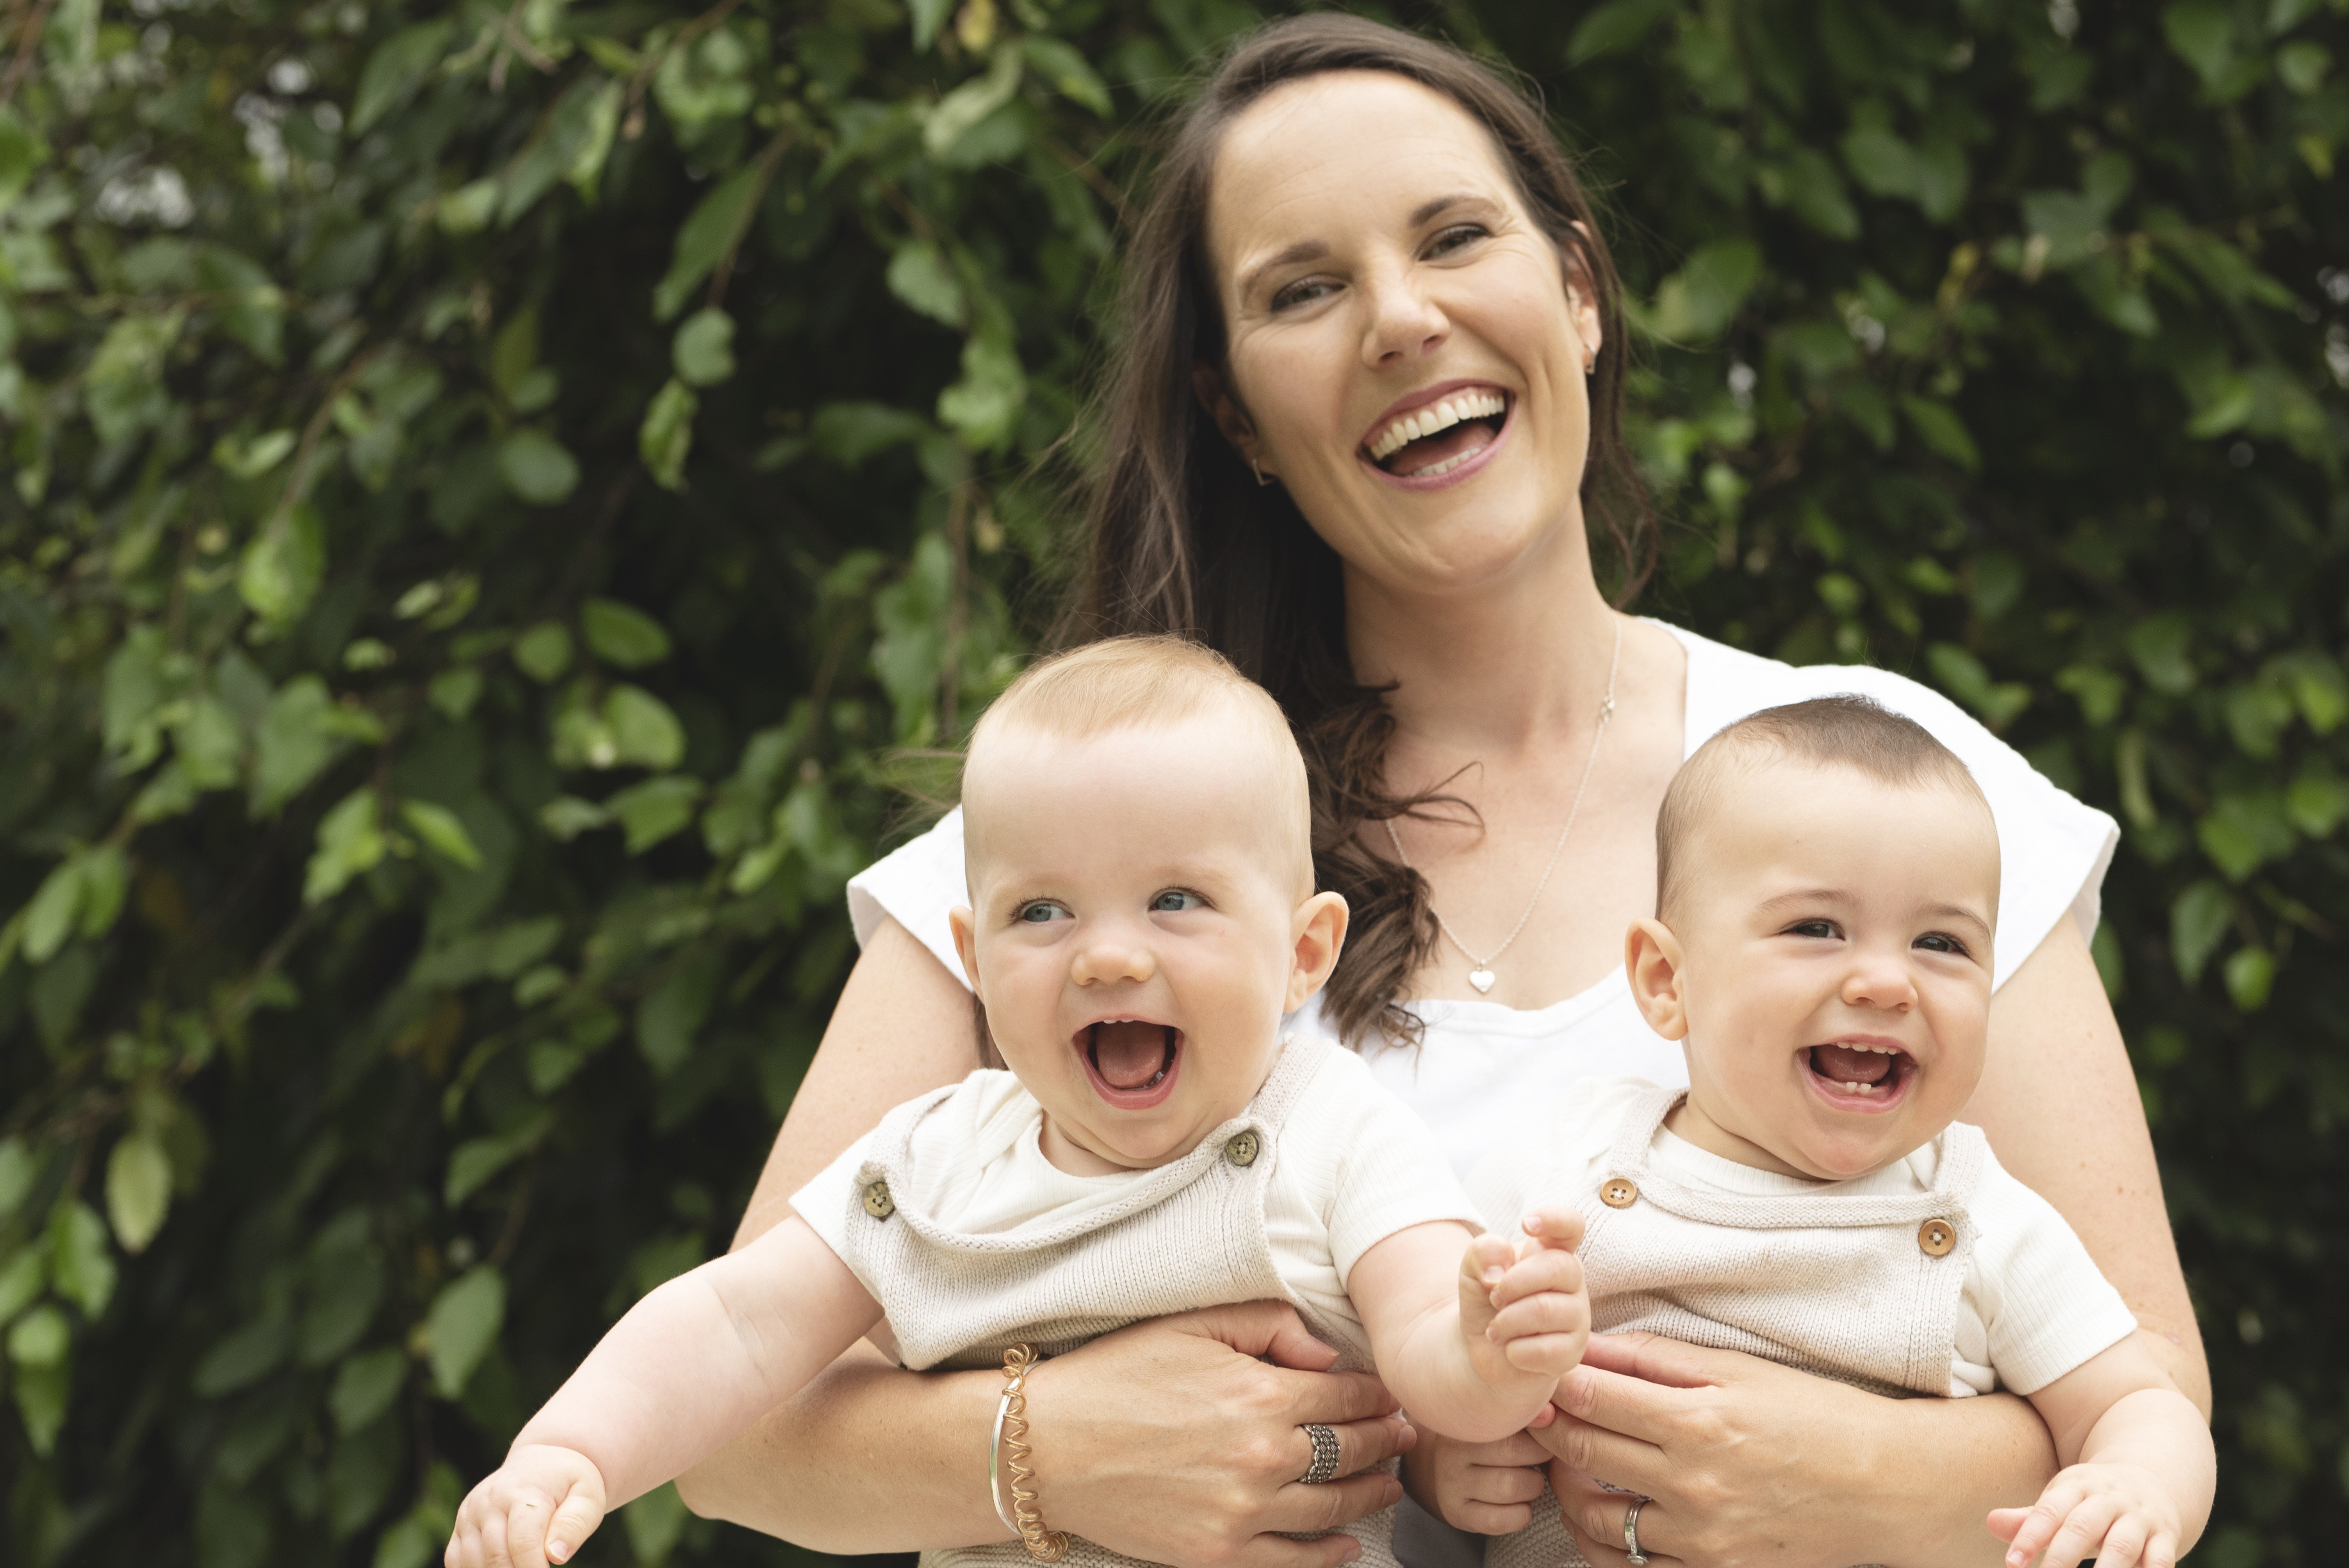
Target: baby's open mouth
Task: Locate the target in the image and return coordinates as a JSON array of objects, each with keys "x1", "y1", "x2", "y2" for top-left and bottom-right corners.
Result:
[
  {"x1": 1805, "y1": 1040, "x2": 1914, "y2": 1101},
  {"x1": 1080, "y1": 1019, "x2": 1182, "y2": 1101},
  {"x1": 1363, "y1": 389, "x2": 1510, "y2": 479}
]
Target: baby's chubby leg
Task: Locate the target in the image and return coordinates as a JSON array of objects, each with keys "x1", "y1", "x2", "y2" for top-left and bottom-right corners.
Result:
[
  {"x1": 446, "y1": 1445, "x2": 610, "y2": 1568},
  {"x1": 1459, "y1": 1206, "x2": 1592, "y2": 1392}
]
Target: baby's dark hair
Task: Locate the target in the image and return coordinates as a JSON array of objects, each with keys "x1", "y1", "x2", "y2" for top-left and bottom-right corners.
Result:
[{"x1": 1655, "y1": 696, "x2": 1992, "y2": 923}]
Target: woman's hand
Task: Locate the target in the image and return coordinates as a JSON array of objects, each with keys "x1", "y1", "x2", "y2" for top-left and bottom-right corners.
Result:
[
  {"x1": 1401, "y1": 1428, "x2": 1552, "y2": 1535},
  {"x1": 1531, "y1": 1333, "x2": 2058, "y2": 1568},
  {"x1": 1019, "y1": 1301, "x2": 1415, "y2": 1568}
]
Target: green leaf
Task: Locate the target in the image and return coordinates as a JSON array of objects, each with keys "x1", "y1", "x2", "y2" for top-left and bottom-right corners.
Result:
[
  {"x1": 639, "y1": 377, "x2": 698, "y2": 490},
  {"x1": 1021, "y1": 36, "x2": 1112, "y2": 116},
  {"x1": 351, "y1": 20, "x2": 454, "y2": 135},
  {"x1": 2223, "y1": 947, "x2": 2275, "y2": 1012},
  {"x1": 1900, "y1": 396, "x2": 1980, "y2": 470},
  {"x1": 8, "y1": 1304, "x2": 68, "y2": 1367},
  {"x1": 329, "y1": 1346, "x2": 408, "y2": 1435},
  {"x1": 0, "y1": 1243, "x2": 48, "y2": 1323},
  {"x1": 444, "y1": 1112, "x2": 551, "y2": 1206},
  {"x1": 2161, "y1": 2, "x2": 2235, "y2": 91},
  {"x1": 1568, "y1": 0, "x2": 1677, "y2": 64},
  {"x1": 605, "y1": 686, "x2": 686, "y2": 770},
  {"x1": 2170, "y1": 880, "x2": 2231, "y2": 984},
  {"x1": 886, "y1": 244, "x2": 966, "y2": 327},
  {"x1": 2197, "y1": 793, "x2": 2294, "y2": 881},
  {"x1": 670, "y1": 306, "x2": 736, "y2": 387},
  {"x1": 400, "y1": 801, "x2": 484, "y2": 871},
  {"x1": 0, "y1": 1140, "x2": 37, "y2": 1222},
  {"x1": 253, "y1": 675, "x2": 358, "y2": 816},
  {"x1": 652, "y1": 163, "x2": 768, "y2": 322},
  {"x1": 305, "y1": 790, "x2": 389, "y2": 905},
  {"x1": 625, "y1": 1484, "x2": 690, "y2": 1567},
  {"x1": 937, "y1": 336, "x2": 1026, "y2": 450},
  {"x1": 104, "y1": 1132, "x2": 171, "y2": 1254},
  {"x1": 607, "y1": 776, "x2": 703, "y2": 853},
  {"x1": 582, "y1": 598, "x2": 674, "y2": 668},
  {"x1": 513, "y1": 622, "x2": 574, "y2": 683},
  {"x1": 2126, "y1": 615, "x2": 2196, "y2": 695},
  {"x1": 49, "y1": 1201, "x2": 116, "y2": 1318},
  {"x1": 498, "y1": 429, "x2": 581, "y2": 506},
  {"x1": 0, "y1": 104, "x2": 50, "y2": 213},
  {"x1": 1649, "y1": 241, "x2": 1763, "y2": 341},
  {"x1": 813, "y1": 402, "x2": 931, "y2": 466},
  {"x1": 1925, "y1": 643, "x2": 2029, "y2": 730},
  {"x1": 213, "y1": 428, "x2": 296, "y2": 479},
  {"x1": 14, "y1": 1360, "x2": 67, "y2": 1455},
  {"x1": 925, "y1": 45, "x2": 1024, "y2": 158},
  {"x1": 425, "y1": 1267, "x2": 505, "y2": 1397},
  {"x1": 20, "y1": 856, "x2": 83, "y2": 966},
  {"x1": 636, "y1": 952, "x2": 721, "y2": 1077},
  {"x1": 2286, "y1": 765, "x2": 2349, "y2": 837},
  {"x1": 238, "y1": 504, "x2": 327, "y2": 628}
]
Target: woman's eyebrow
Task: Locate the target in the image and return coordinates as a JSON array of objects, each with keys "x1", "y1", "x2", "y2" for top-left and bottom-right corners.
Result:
[{"x1": 1239, "y1": 239, "x2": 1328, "y2": 297}]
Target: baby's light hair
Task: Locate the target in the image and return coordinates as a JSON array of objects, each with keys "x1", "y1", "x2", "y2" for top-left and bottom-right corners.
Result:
[
  {"x1": 1656, "y1": 695, "x2": 1993, "y2": 924},
  {"x1": 966, "y1": 635, "x2": 1313, "y2": 892}
]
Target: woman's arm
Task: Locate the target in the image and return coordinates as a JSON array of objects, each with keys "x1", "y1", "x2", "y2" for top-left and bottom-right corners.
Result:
[
  {"x1": 674, "y1": 916, "x2": 1417, "y2": 1566},
  {"x1": 1964, "y1": 916, "x2": 2210, "y2": 1413}
]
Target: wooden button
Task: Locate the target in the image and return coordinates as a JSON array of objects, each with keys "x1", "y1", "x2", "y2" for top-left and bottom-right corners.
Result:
[
  {"x1": 1224, "y1": 1131, "x2": 1261, "y2": 1167},
  {"x1": 862, "y1": 1180, "x2": 896, "y2": 1219},
  {"x1": 1600, "y1": 1177, "x2": 1638, "y2": 1209},
  {"x1": 1918, "y1": 1218, "x2": 1955, "y2": 1256}
]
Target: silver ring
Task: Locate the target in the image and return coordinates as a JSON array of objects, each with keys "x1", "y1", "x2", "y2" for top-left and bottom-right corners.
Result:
[
  {"x1": 1622, "y1": 1497, "x2": 1649, "y2": 1566},
  {"x1": 1298, "y1": 1423, "x2": 1342, "y2": 1485}
]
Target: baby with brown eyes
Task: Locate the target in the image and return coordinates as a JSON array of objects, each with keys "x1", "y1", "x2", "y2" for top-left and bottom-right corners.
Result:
[{"x1": 1456, "y1": 697, "x2": 2214, "y2": 1568}]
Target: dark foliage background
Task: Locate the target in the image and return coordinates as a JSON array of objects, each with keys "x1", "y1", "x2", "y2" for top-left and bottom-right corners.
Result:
[{"x1": 0, "y1": 0, "x2": 2343, "y2": 1563}]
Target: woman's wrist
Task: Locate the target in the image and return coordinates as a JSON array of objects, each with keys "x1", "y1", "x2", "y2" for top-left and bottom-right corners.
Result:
[{"x1": 1851, "y1": 1390, "x2": 2057, "y2": 1568}]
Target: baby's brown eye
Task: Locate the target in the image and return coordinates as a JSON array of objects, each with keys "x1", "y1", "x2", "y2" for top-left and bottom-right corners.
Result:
[
  {"x1": 1789, "y1": 920, "x2": 1837, "y2": 939},
  {"x1": 1916, "y1": 932, "x2": 1964, "y2": 955}
]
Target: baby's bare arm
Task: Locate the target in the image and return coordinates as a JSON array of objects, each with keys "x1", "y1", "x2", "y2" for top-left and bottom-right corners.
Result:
[
  {"x1": 1986, "y1": 1339, "x2": 2214, "y2": 1568},
  {"x1": 517, "y1": 1216, "x2": 884, "y2": 1507},
  {"x1": 1350, "y1": 1213, "x2": 1589, "y2": 1444}
]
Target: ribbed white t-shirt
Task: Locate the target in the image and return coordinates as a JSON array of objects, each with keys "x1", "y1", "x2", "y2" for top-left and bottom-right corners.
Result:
[
  {"x1": 844, "y1": 624, "x2": 2120, "y2": 1180},
  {"x1": 1468, "y1": 1078, "x2": 2139, "y2": 1395},
  {"x1": 793, "y1": 1046, "x2": 1484, "y2": 1360}
]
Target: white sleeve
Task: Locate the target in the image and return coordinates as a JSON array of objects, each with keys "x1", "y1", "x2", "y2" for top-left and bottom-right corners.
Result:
[
  {"x1": 1966, "y1": 1153, "x2": 2139, "y2": 1394},
  {"x1": 845, "y1": 806, "x2": 971, "y2": 987},
  {"x1": 787, "y1": 1130, "x2": 880, "y2": 1290},
  {"x1": 1296, "y1": 1051, "x2": 1489, "y2": 1284},
  {"x1": 1670, "y1": 627, "x2": 2119, "y2": 991}
]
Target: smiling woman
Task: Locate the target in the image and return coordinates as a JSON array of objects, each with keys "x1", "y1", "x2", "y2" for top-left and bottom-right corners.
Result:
[{"x1": 675, "y1": 18, "x2": 2206, "y2": 1568}]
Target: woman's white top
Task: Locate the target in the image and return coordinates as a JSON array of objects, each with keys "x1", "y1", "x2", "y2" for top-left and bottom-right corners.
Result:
[{"x1": 845, "y1": 624, "x2": 2119, "y2": 1179}]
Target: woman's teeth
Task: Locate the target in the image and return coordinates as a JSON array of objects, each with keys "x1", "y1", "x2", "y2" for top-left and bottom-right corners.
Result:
[{"x1": 1365, "y1": 390, "x2": 1508, "y2": 462}]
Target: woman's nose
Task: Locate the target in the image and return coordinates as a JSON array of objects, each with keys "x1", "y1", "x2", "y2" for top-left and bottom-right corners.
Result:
[{"x1": 1358, "y1": 259, "x2": 1450, "y2": 366}]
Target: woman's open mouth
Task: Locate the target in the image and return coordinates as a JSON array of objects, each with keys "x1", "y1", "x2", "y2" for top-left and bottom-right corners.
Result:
[
  {"x1": 1077, "y1": 1019, "x2": 1183, "y2": 1109},
  {"x1": 1360, "y1": 387, "x2": 1511, "y2": 483},
  {"x1": 1803, "y1": 1040, "x2": 1916, "y2": 1111}
]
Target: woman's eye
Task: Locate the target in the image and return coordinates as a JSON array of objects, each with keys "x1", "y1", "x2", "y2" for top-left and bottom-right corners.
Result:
[
  {"x1": 1426, "y1": 224, "x2": 1487, "y2": 257},
  {"x1": 1017, "y1": 902, "x2": 1069, "y2": 925},
  {"x1": 1270, "y1": 276, "x2": 1336, "y2": 312},
  {"x1": 1151, "y1": 889, "x2": 1204, "y2": 913}
]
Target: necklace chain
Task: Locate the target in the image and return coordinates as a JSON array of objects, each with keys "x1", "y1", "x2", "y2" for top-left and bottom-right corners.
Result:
[{"x1": 1383, "y1": 615, "x2": 1623, "y2": 994}]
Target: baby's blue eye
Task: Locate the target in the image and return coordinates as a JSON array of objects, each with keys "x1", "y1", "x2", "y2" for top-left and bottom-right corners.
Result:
[
  {"x1": 1018, "y1": 902, "x2": 1069, "y2": 924},
  {"x1": 1151, "y1": 889, "x2": 1204, "y2": 913}
]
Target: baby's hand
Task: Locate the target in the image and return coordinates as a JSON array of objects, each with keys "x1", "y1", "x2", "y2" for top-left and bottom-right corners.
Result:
[
  {"x1": 446, "y1": 1444, "x2": 609, "y2": 1568},
  {"x1": 1987, "y1": 1461, "x2": 2184, "y2": 1568},
  {"x1": 1458, "y1": 1206, "x2": 1590, "y2": 1389}
]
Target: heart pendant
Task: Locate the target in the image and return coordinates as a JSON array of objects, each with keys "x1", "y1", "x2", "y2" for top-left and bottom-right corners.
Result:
[{"x1": 1468, "y1": 966, "x2": 1497, "y2": 994}]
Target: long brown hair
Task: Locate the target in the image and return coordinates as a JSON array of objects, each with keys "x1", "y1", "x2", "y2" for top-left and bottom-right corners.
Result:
[{"x1": 1052, "y1": 14, "x2": 1656, "y2": 1049}]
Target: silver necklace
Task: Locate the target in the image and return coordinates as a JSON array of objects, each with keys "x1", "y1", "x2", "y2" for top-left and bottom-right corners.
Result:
[{"x1": 1383, "y1": 615, "x2": 1623, "y2": 996}]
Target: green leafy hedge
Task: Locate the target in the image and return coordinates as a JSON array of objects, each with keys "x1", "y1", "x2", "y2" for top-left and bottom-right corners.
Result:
[{"x1": 0, "y1": 0, "x2": 2343, "y2": 1563}]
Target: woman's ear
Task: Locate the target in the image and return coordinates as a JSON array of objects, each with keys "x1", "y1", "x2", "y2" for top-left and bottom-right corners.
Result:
[
  {"x1": 948, "y1": 906, "x2": 983, "y2": 1001},
  {"x1": 1191, "y1": 363, "x2": 1267, "y2": 472},
  {"x1": 1624, "y1": 917, "x2": 1687, "y2": 1040},
  {"x1": 1285, "y1": 891, "x2": 1351, "y2": 1011},
  {"x1": 1558, "y1": 223, "x2": 1604, "y2": 372}
]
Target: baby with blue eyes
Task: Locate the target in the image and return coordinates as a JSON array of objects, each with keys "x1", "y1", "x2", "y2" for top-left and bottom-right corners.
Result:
[{"x1": 445, "y1": 636, "x2": 1593, "y2": 1568}]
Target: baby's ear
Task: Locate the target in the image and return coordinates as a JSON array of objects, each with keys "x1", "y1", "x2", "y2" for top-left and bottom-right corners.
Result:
[
  {"x1": 948, "y1": 906, "x2": 983, "y2": 998},
  {"x1": 1624, "y1": 918, "x2": 1689, "y2": 1040},
  {"x1": 1285, "y1": 891, "x2": 1351, "y2": 1010}
]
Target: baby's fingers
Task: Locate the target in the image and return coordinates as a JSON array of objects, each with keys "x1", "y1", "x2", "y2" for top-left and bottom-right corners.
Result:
[
  {"x1": 2026, "y1": 1492, "x2": 2123, "y2": 1568},
  {"x1": 1517, "y1": 1206, "x2": 1584, "y2": 1254},
  {"x1": 540, "y1": 1489, "x2": 607, "y2": 1566}
]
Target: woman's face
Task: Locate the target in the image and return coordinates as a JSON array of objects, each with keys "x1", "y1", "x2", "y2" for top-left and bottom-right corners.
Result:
[{"x1": 1201, "y1": 71, "x2": 1603, "y2": 597}]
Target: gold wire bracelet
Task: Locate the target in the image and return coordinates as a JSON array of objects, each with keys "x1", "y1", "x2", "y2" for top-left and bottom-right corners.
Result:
[{"x1": 992, "y1": 1344, "x2": 1069, "y2": 1562}]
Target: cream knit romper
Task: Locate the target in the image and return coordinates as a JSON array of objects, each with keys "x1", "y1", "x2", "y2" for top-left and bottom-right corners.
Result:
[
  {"x1": 1485, "y1": 1083, "x2": 1985, "y2": 1568},
  {"x1": 831, "y1": 1036, "x2": 1401, "y2": 1568}
]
